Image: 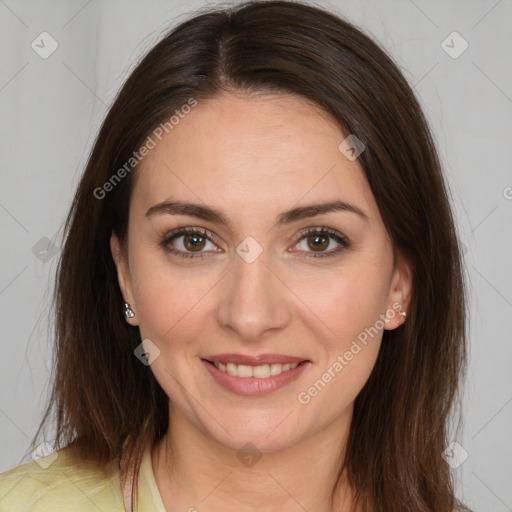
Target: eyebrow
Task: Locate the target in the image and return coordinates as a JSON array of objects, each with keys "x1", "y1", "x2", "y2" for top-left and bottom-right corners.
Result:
[{"x1": 145, "y1": 199, "x2": 370, "y2": 227}]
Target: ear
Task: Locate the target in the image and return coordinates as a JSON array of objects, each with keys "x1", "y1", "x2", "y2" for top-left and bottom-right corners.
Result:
[
  {"x1": 110, "y1": 231, "x2": 139, "y2": 326},
  {"x1": 384, "y1": 253, "x2": 413, "y2": 330}
]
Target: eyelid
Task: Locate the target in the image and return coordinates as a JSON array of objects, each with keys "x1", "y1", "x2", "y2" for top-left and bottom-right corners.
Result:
[{"x1": 295, "y1": 225, "x2": 347, "y2": 241}]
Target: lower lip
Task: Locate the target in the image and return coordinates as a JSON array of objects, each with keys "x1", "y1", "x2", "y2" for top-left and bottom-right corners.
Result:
[{"x1": 201, "y1": 359, "x2": 310, "y2": 396}]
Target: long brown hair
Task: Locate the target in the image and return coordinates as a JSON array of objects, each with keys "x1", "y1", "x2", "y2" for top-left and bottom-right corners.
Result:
[{"x1": 31, "y1": 1, "x2": 470, "y2": 510}]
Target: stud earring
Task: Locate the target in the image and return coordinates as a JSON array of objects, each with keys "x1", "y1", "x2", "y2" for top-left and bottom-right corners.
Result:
[
  {"x1": 399, "y1": 309, "x2": 407, "y2": 320},
  {"x1": 122, "y1": 301, "x2": 135, "y2": 320}
]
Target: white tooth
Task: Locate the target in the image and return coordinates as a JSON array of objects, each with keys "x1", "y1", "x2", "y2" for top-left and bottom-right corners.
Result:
[
  {"x1": 253, "y1": 364, "x2": 271, "y2": 378},
  {"x1": 237, "y1": 364, "x2": 253, "y2": 377},
  {"x1": 270, "y1": 363, "x2": 283, "y2": 376},
  {"x1": 226, "y1": 363, "x2": 238, "y2": 376},
  {"x1": 212, "y1": 361, "x2": 301, "y2": 378}
]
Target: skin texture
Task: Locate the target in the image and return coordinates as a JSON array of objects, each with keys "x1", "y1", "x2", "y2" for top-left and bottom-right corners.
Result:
[{"x1": 110, "y1": 91, "x2": 412, "y2": 512}]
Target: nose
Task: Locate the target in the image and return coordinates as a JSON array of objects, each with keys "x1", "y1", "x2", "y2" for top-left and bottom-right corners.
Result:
[{"x1": 215, "y1": 248, "x2": 292, "y2": 343}]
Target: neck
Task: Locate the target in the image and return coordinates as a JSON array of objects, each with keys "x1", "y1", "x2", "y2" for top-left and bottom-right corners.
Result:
[{"x1": 151, "y1": 405, "x2": 356, "y2": 512}]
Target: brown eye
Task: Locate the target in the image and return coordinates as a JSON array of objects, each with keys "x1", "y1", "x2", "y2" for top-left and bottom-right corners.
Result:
[
  {"x1": 306, "y1": 233, "x2": 330, "y2": 252},
  {"x1": 293, "y1": 227, "x2": 350, "y2": 259},
  {"x1": 161, "y1": 227, "x2": 218, "y2": 259},
  {"x1": 183, "y1": 233, "x2": 207, "y2": 251}
]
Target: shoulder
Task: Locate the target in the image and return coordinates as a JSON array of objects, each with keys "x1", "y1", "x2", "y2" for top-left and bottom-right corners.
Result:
[{"x1": 0, "y1": 447, "x2": 125, "y2": 511}]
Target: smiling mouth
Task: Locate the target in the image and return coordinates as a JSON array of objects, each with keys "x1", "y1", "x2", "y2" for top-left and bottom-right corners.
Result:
[{"x1": 203, "y1": 360, "x2": 308, "y2": 378}]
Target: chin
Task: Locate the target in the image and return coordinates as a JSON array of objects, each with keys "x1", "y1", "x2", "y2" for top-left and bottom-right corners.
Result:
[{"x1": 204, "y1": 416, "x2": 306, "y2": 454}]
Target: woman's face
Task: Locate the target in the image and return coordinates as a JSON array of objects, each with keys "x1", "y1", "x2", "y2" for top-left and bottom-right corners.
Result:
[{"x1": 111, "y1": 91, "x2": 411, "y2": 452}]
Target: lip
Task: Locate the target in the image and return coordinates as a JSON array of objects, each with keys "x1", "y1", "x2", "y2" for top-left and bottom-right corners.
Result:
[
  {"x1": 203, "y1": 353, "x2": 309, "y2": 365},
  {"x1": 201, "y1": 358, "x2": 311, "y2": 396}
]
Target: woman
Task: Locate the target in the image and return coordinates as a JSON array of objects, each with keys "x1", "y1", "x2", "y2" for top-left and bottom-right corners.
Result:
[{"x1": 0, "y1": 1, "x2": 470, "y2": 511}]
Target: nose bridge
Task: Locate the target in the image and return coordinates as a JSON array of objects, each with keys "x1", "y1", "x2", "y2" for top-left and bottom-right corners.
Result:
[{"x1": 216, "y1": 245, "x2": 291, "y2": 341}]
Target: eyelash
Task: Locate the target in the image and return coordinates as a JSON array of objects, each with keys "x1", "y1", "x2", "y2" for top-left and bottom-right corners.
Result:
[{"x1": 160, "y1": 226, "x2": 350, "y2": 260}]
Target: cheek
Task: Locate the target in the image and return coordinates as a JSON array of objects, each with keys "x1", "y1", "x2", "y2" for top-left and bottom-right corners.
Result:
[
  {"x1": 313, "y1": 343, "x2": 381, "y2": 412},
  {"x1": 129, "y1": 251, "x2": 219, "y2": 346},
  {"x1": 130, "y1": 265, "x2": 218, "y2": 406},
  {"x1": 294, "y1": 283, "x2": 384, "y2": 412},
  {"x1": 289, "y1": 261, "x2": 389, "y2": 391},
  {"x1": 291, "y1": 260, "x2": 391, "y2": 340}
]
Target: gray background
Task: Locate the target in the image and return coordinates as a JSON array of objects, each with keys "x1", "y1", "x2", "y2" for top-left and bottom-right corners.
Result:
[{"x1": 0, "y1": 1, "x2": 511, "y2": 510}]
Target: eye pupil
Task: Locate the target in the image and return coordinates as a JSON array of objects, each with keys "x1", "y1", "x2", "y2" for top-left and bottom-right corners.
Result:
[
  {"x1": 184, "y1": 234, "x2": 206, "y2": 251},
  {"x1": 308, "y1": 235, "x2": 329, "y2": 251}
]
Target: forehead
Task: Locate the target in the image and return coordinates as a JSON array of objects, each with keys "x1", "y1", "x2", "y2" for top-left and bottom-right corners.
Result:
[{"x1": 131, "y1": 92, "x2": 377, "y2": 224}]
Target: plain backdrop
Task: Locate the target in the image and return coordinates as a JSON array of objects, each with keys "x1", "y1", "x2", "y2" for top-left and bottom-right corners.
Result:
[{"x1": 0, "y1": 1, "x2": 511, "y2": 510}]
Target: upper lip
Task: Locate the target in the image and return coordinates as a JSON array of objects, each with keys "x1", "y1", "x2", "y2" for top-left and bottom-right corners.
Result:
[{"x1": 203, "y1": 353, "x2": 309, "y2": 365}]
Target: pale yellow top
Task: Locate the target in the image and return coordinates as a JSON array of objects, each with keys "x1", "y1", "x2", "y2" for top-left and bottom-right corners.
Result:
[{"x1": 0, "y1": 444, "x2": 167, "y2": 512}]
